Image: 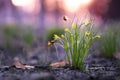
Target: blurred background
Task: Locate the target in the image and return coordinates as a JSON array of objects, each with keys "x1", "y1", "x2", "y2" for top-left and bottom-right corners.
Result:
[
  {"x1": 0, "y1": 0, "x2": 120, "y2": 28},
  {"x1": 0, "y1": 0, "x2": 120, "y2": 66}
]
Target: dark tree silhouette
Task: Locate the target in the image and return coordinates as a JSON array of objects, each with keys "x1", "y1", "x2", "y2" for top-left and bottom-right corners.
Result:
[
  {"x1": 54, "y1": 0, "x2": 65, "y2": 26},
  {"x1": 39, "y1": 0, "x2": 46, "y2": 31},
  {"x1": 0, "y1": 0, "x2": 21, "y2": 23}
]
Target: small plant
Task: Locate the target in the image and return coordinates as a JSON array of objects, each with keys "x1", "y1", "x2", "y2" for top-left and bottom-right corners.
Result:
[
  {"x1": 3, "y1": 24, "x2": 21, "y2": 49},
  {"x1": 48, "y1": 20, "x2": 100, "y2": 71},
  {"x1": 99, "y1": 24, "x2": 120, "y2": 58},
  {"x1": 23, "y1": 29, "x2": 34, "y2": 46},
  {"x1": 0, "y1": 24, "x2": 35, "y2": 53}
]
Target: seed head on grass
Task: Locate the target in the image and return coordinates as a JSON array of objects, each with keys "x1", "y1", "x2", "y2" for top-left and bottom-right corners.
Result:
[
  {"x1": 48, "y1": 41, "x2": 52, "y2": 46},
  {"x1": 85, "y1": 31, "x2": 90, "y2": 36},
  {"x1": 71, "y1": 23, "x2": 76, "y2": 29},
  {"x1": 84, "y1": 20, "x2": 90, "y2": 26},
  {"x1": 95, "y1": 35, "x2": 101, "y2": 38},
  {"x1": 61, "y1": 34, "x2": 65, "y2": 39},
  {"x1": 64, "y1": 28, "x2": 70, "y2": 33},
  {"x1": 54, "y1": 34, "x2": 60, "y2": 40}
]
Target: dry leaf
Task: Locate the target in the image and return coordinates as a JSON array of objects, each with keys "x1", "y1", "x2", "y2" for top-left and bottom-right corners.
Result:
[
  {"x1": 50, "y1": 60, "x2": 69, "y2": 68},
  {"x1": 13, "y1": 57, "x2": 34, "y2": 69},
  {"x1": 24, "y1": 65, "x2": 34, "y2": 69}
]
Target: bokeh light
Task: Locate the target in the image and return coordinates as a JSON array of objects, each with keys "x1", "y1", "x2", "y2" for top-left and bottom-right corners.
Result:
[
  {"x1": 11, "y1": 0, "x2": 39, "y2": 13},
  {"x1": 12, "y1": 0, "x2": 34, "y2": 7},
  {"x1": 64, "y1": 0, "x2": 92, "y2": 12}
]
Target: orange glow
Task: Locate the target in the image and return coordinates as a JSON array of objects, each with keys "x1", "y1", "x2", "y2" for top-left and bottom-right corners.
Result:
[
  {"x1": 64, "y1": 0, "x2": 92, "y2": 12},
  {"x1": 12, "y1": 0, "x2": 39, "y2": 13}
]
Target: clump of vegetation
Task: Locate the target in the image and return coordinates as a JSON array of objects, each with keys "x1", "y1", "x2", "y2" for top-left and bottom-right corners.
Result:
[
  {"x1": 48, "y1": 20, "x2": 100, "y2": 71},
  {"x1": 99, "y1": 23, "x2": 120, "y2": 58},
  {"x1": 2, "y1": 24, "x2": 22, "y2": 49},
  {"x1": 23, "y1": 29, "x2": 34, "y2": 46},
  {"x1": 0, "y1": 24, "x2": 35, "y2": 52}
]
